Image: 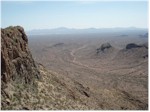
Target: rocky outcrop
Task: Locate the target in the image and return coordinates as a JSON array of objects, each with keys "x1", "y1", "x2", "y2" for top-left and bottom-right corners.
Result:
[
  {"x1": 125, "y1": 43, "x2": 148, "y2": 59},
  {"x1": 115, "y1": 43, "x2": 148, "y2": 64},
  {"x1": 96, "y1": 43, "x2": 112, "y2": 53},
  {"x1": 1, "y1": 26, "x2": 40, "y2": 86},
  {"x1": 126, "y1": 43, "x2": 148, "y2": 50},
  {"x1": 126, "y1": 43, "x2": 142, "y2": 49},
  {"x1": 1, "y1": 26, "x2": 41, "y2": 109}
]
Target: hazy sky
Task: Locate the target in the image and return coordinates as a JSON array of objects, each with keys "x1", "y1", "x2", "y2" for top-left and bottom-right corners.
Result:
[{"x1": 1, "y1": 1, "x2": 148, "y2": 30}]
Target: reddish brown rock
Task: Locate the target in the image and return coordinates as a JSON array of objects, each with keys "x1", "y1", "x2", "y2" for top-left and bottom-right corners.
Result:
[{"x1": 1, "y1": 26, "x2": 40, "y2": 86}]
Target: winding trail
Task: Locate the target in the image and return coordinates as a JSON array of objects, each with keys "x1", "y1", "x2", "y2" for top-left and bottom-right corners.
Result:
[
  {"x1": 70, "y1": 45, "x2": 101, "y2": 71},
  {"x1": 70, "y1": 45, "x2": 86, "y2": 64}
]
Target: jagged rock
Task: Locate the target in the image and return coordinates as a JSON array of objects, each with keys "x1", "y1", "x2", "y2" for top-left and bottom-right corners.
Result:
[
  {"x1": 1, "y1": 26, "x2": 41, "y2": 110},
  {"x1": 1, "y1": 26, "x2": 40, "y2": 85},
  {"x1": 97, "y1": 43, "x2": 112, "y2": 53}
]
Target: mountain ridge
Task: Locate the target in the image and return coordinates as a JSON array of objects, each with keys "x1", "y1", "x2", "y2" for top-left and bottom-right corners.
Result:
[{"x1": 26, "y1": 27, "x2": 148, "y2": 35}]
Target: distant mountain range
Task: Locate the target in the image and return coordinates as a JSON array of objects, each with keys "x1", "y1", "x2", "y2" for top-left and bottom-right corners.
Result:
[{"x1": 26, "y1": 27, "x2": 148, "y2": 35}]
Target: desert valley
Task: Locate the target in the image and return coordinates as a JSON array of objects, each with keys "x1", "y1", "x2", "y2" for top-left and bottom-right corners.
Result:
[{"x1": 27, "y1": 28, "x2": 148, "y2": 109}]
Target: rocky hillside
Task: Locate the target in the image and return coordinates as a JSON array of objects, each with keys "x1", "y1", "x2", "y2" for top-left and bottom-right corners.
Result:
[
  {"x1": 95, "y1": 43, "x2": 117, "y2": 60},
  {"x1": 115, "y1": 43, "x2": 148, "y2": 63},
  {"x1": 1, "y1": 26, "x2": 97, "y2": 110},
  {"x1": 1, "y1": 26, "x2": 41, "y2": 109}
]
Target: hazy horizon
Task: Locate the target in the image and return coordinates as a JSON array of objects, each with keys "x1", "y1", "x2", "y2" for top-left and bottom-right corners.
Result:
[
  {"x1": 1, "y1": 1, "x2": 148, "y2": 31},
  {"x1": 27, "y1": 26, "x2": 148, "y2": 31},
  {"x1": 2, "y1": 26, "x2": 148, "y2": 31}
]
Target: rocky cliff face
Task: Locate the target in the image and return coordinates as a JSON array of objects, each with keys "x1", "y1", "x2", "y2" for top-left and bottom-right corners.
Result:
[
  {"x1": 1, "y1": 26, "x2": 40, "y2": 85},
  {"x1": 1, "y1": 26, "x2": 41, "y2": 109}
]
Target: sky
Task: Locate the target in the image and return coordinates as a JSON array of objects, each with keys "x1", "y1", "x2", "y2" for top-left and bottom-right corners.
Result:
[{"x1": 1, "y1": 1, "x2": 148, "y2": 31}]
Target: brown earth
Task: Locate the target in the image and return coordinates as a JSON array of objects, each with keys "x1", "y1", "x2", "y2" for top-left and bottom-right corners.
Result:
[{"x1": 29, "y1": 34, "x2": 148, "y2": 110}]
